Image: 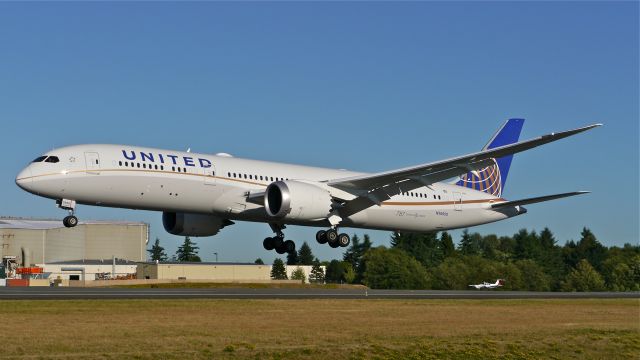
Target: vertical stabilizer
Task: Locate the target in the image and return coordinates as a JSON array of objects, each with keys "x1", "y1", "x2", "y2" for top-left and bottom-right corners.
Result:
[{"x1": 455, "y1": 118, "x2": 524, "y2": 197}]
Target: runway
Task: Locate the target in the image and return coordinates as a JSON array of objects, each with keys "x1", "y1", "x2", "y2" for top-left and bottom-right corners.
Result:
[{"x1": 0, "y1": 287, "x2": 638, "y2": 300}]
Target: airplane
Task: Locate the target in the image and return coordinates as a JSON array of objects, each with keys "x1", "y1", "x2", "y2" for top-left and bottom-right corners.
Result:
[
  {"x1": 469, "y1": 279, "x2": 504, "y2": 289},
  {"x1": 15, "y1": 119, "x2": 600, "y2": 255}
]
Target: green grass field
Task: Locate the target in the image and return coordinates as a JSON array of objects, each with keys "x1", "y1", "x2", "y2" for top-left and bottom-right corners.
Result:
[{"x1": 0, "y1": 299, "x2": 637, "y2": 359}]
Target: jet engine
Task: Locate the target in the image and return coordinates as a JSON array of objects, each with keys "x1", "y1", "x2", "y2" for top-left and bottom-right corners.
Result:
[
  {"x1": 264, "y1": 181, "x2": 333, "y2": 221},
  {"x1": 162, "y1": 212, "x2": 232, "y2": 237}
]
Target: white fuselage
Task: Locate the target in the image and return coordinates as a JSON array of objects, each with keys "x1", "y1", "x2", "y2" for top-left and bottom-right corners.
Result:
[{"x1": 16, "y1": 145, "x2": 522, "y2": 233}]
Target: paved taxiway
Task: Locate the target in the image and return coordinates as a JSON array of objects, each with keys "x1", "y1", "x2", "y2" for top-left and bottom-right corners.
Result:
[{"x1": 0, "y1": 287, "x2": 638, "y2": 300}]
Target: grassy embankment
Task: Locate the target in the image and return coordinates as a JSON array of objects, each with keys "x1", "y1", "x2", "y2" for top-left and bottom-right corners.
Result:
[{"x1": 0, "y1": 299, "x2": 637, "y2": 359}]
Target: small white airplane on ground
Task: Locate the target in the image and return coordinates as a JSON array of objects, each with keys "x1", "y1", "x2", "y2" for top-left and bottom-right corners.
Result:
[
  {"x1": 469, "y1": 279, "x2": 504, "y2": 289},
  {"x1": 15, "y1": 119, "x2": 599, "y2": 255}
]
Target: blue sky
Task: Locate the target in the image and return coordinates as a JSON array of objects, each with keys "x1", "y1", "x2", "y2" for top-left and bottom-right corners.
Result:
[{"x1": 0, "y1": 2, "x2": 637, "y2": 263}]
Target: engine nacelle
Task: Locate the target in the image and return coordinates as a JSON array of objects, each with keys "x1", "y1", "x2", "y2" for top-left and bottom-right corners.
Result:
[
  {"x1": 264, "y1": 181, "x2": 333, "y2": 220},
  {"x1": 162, "y1": 212, "x2": 228, "y2": 237}
]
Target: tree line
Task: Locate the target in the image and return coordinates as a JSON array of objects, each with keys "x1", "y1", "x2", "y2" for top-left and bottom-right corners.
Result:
[
  {"x1": 148, "y1": 228, "x2": 639, "y2": 291},
  {"x1": 328, "y1": 228, "x2": 639, "y2": 291}
]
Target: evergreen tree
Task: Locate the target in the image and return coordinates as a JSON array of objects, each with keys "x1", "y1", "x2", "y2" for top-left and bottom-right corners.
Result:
[
  {"x1": 270, "y1": 258, "x2": 288, "y2": 280},
  {"x1": 286, "y1": 250, "x2": 298, "y2": 265},
  {"x1": 458, "y1": 229, "x2": 481, "y2": 256},
  {"x1": 514, "y1": 229, "x2": 542, "y2": 260},
  {"x1": 309, "y1": 258, "x2": 325, "y2": 284},
  {"x1": 175, "y1": 236, "x2": 201, "y2": 262},
  {"x1": 325, "y1": 259, "x2": 345, "y2": 283},
  {"x1": 342, "y1": 234, "x2": 361, "y2": 268},
  {"x1": 147, "y1": 237, "x2": 168, "y2": 261},
  {"x1": 291, "y1": 267, "x2": 306, "y2": 283},
  {"x1": 537, "y1": 228, "x2": 566, "y2": 290},
  {"x1": 439, "y1": 232, "x2": 456, "y2": 258},
  {"x1": 480, "y1": 234, "x2": 500, "y2": 260},
  {"x1": 355, "y1": 234, "x2": 373, "y2": 282},
  {"x1": 297, "y1": 241, "x2": 314, "y2": 265},
  {"x1": 391, "y1": 232, "x2": 442, "y2": 268},
  {"x1": 575, "y1": 228, "x2": 608, "y2": 271},
  {"x1": 342, "y1": 233, "x2": 372, "y2": 283},
  {"x1": 254, "y1": 258, "x2": 264, "y2": 265}
]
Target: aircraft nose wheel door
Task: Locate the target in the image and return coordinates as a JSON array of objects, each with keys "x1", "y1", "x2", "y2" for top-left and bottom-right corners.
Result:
[
  {"x1": 204, "y1": 164, "x2": 216, "y2": 186},
  {"x1": 84, "y1": 152, "x2": 101, "y2": 175}
]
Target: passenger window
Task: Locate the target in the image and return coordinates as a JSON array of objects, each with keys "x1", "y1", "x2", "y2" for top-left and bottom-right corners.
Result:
[
  {"x1": 119, "y1": 161, "x2": 122, "y2": 166},
  {"x1": 137, "y1": 163, "x2": 140, "y2": 168},
  {"x1": 161, "y1": 165, "x2": 164, "y2": 170},
  {"x1": 172, "y1": 166, "x2": 175, "y2": 172}
]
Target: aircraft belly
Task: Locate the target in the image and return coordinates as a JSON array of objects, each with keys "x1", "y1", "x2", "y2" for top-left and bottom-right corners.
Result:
[
  {"x1": 344, "y1": 205, "x2": 514, "y2": 233},
  {"x1": 62, "y1": 173, "x2": 226, "y2": 213}
]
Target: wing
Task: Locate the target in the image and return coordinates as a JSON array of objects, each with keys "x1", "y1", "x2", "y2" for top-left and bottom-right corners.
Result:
[{"x1": 329, "y1": 124, "x2": 601, "y2": 217}]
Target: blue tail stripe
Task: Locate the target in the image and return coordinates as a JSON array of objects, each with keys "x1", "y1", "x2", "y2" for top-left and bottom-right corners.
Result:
[{"x1": 456, "y1": 118, "x2": 524, "y2": 196}]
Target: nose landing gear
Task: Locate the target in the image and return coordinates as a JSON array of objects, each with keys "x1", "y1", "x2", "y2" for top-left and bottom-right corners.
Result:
[
  {"x1": 57, "y1": 199, "x2": 78, "y2": 228},
  {"x1": 62, "y1": 215, "x2": 78, "y2": 228}
]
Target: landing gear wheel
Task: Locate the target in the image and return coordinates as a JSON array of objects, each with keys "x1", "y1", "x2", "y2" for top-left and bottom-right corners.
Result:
[
  {"x1": 263, "y1": 237, "x2": 275, "y2": 251},
  {"x1": 63, "y1": 215, "x2": 78, "y2": 228},
  {"x1": 316, "y1": 230, "x2": 327, "y2": 244},
  {"x1": 338, "y1": 233, "x2": 350, "y2": 247},
  {"x1": 326, "y1": 229, "x2": 338, "y2": 245},
  {"x1": 284, "y1": 240, "x2": 296, "y2": 254},
  {"x1": 329, "y1": 240, "x2": 340, "y2": 248},
  {"x1": 275, "y1": 243, "x2": 287, "y2": 254},
  {"x1": 273, "y1": 237, "x2": 284, "y2": 250}
]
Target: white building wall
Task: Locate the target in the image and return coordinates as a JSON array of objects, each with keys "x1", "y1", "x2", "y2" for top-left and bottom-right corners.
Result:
[
  {"x1": 38, "y1": 263, "x2": 138, "y2": 280},
  {"x1": 0, "y1": 222, "x2": 147, "y2": 265}
]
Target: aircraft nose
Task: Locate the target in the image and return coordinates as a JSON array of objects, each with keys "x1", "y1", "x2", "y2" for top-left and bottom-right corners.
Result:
[{"x1": 15, "y1": 167, "x2": 33, "y2": 191}]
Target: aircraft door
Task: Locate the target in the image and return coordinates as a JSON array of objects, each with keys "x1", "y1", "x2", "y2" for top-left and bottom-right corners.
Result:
[
  {"x1": 84, "y1": 152, "x2": 101, "y2": 174},
  {"x1": 452, "y1": 191, "x2": 462, "y2": 211},
  {"x1": 204, "y1": 165, "x2": 216, "y2": 186}
]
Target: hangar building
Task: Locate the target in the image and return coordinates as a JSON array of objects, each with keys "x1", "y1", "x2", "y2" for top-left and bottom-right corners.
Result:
[{"x1": 0, "y1": 218, "x2": 148, "y2": 265}]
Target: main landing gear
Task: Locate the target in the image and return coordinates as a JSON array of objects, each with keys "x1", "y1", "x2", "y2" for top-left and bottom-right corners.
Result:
[
  {"x1": 316, "y1": 229, "x2": 350, "y2": 248},
  {"x1": 57, "y1": 199, "x2": 78, "y2": 228},
  {"x1": 263, "y1": 224, "x2": 296, "y2": 255}
]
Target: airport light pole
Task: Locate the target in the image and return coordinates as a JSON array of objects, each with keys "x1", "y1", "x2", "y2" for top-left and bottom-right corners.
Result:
[{"x1": 213, "y1": 252, "x2": 218, "y2": 262}]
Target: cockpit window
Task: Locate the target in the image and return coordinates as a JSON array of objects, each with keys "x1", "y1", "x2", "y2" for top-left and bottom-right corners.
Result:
[
  {"x1": 32, "y1": 156, "x2": 47, "y2": 163},
  {"x1": 45, "y1": 156, "x2": 60, "y2": 163}
]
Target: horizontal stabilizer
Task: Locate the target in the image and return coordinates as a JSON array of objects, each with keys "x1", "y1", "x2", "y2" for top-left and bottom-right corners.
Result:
[{"x1": 491, "y1": 191, "x2": 590, "y2": 209}]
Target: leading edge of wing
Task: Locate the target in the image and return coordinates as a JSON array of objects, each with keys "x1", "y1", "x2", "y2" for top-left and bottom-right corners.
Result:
[
  {"x1": 327, "y1": 123, "x2": 602, "y2": 192},
  {"x1": 490, "y1": 191, "x2": 590, "y2": 209}
]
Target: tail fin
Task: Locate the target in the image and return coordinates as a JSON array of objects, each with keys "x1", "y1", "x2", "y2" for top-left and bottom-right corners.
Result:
[{"x1": 455, "y1": 118, "x2": 525, "y2": 197}]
